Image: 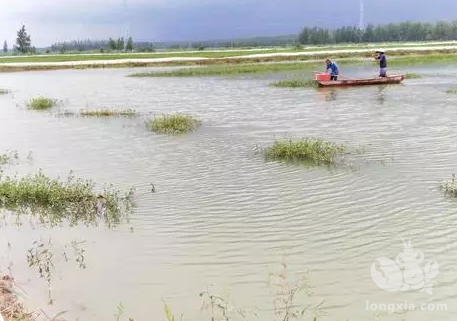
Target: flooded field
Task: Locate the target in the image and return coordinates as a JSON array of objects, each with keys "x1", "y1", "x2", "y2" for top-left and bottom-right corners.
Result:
[{"x1": 1, "y1": 63, "x2": 457, "y2": 321}]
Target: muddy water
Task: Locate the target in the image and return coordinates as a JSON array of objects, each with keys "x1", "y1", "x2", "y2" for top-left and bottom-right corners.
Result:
[{"x1": 1, "y1": 64, "x2": 457, "y2": 321}]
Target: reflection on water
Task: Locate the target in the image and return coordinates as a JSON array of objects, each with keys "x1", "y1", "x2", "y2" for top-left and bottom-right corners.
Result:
[
  {"x1": 1, "y1": 65, "x2": 457, "y2": 321},
  {"x1": 317, "y1": 87, "x2": 339, "y2": 102},
  {"x1": 375, "y1": 85, "x2": 388, "y2": 105}
]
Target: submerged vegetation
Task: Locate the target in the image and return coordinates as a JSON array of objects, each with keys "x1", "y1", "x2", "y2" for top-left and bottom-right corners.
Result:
[
  {"x1": 445, "y1": 86, "x2": 457, "y2": 94},
  {"x1": 0, "y1": 150, "x2": 19, "y2": 166},
  {"x1": 270, "y1": 79, "x2": 317, "y2": 88},
  {"x1": 264, "y1": 138, "x2": 347, "y2": 166},
  {"x1": 440, "y1": 174, "x2": 457, "y2": 197},
  {"x1": 405, "y1": 73, "x2": 421, "y2": 79},
  {"x1": 27, "y1": 97, "x2": 60, "y2": 110},
  {"x1": 128, "y1": 62, "x2": 323, "y2": 77},
  {"x1": 147, "y1": 114, "x2": 202, "y2": 134},
  {"x1": 0, "y1": 169, "x2": 134, "y2": 227},
  {"x1": 79, "y1": 108, "x2": 138, "y2": 117},
  {"x1": 0, "y1": 88, "x2": 10, "y2": 94}
]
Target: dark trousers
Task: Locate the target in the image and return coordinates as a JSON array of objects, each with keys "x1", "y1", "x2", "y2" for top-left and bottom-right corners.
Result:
[{"x1": 331, "y1": 75, "x2": 338, "y2": 81}]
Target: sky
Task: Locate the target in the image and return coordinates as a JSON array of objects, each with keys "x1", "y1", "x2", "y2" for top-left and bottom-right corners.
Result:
[{"x1": 1, "y1": 0, "x2": 457, "y2": 47}]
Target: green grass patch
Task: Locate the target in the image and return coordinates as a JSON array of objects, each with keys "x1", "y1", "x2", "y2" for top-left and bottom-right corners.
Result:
[
  {"x1": 270, "y1": 79, "x2": 318, "y2": 88},
  {"x1": 80, "y1": 109, "x2": 138, "y2": 117},
  {"x1": 389, "y1": 53, "x2": 457, "y2": 66},
  {"x1": 2, "y1": 42, "x2": 457, "y2": 64},
  {"x1": 0, "y1": 170, "x2": 134, "y2": 227},
  {"x1": 146, "y1": 114, "x2": 202, "y2": 134},
  {"x1": 0, "y1": 50, "x2": 299, "y2": 64},
  {"x1": 0, "y1": 88, "x2": 10, "y2": 94},
  {"x1": 264, "y1": 138, "x2": 347, "y2": 165},
  {"x1": 446, "y1": 86, "x2": 457, "y2": 94},
  {"x1": 27, "y1": 97, "x2": 60, "y2": 110},
  {"x1": 405, "y1": 73, "x2": 421, "y2": 79}
]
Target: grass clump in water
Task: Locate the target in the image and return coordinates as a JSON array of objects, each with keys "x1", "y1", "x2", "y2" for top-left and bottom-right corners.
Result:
[
  {"x1": 0, "y1": 88, "x2": 10, "y2": 94},
  {"x1": 270, "y1": 79, "x2": 317, "y2": 88},
  {"x1": 440, "y1": 174, "x2": 457, "y2": 197},
  {"x1": 405, "y1": 73, "x2": 421, "y2": 79},
  {"x1": 0, "y1": 150, "x2": 19, "y2": 166},
  {"x1": 80, "y1": 108, "x2": 138, "y2": 117},
  {"x1": 446, "y1": 86, "x2": 457, "y2": 94},
  {"x1": 147, "y1": 114, "x2": 202, "y2": 134},
  {"x1": 264, "y1": 138, "x2": 347, "y2": 165},
  {"x1": 27, "y1": 97, "x2": 59, "y2": 110},
  {"x1": 0, "y1": 170, "x2": 134, "y2": 227}
]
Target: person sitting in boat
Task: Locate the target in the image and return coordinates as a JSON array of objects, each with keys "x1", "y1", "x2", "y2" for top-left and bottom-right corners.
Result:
[
  {"x1": 375, "y1": 50, "x2": 387, "y2": 77},
  {"x1": 325, "y1": 59, "x2": 339, "y2": 81}
]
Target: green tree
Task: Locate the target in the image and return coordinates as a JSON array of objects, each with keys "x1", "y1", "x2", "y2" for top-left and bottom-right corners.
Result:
[
  {"x1": 117, "y1": 37, "x2": 125, "y2": 51},
  {"x1": 108, "y1": 38, "x2": 117, "y2": 51},
  {"x1": 14, "y1": 25, "x2": 32, "y2": 53},
  {"x1": 126, "y1": 37, "x2": 134, "y2": 51},
  {"x1": 2, "y1": 40, "x2": 7, "y2": 53}
]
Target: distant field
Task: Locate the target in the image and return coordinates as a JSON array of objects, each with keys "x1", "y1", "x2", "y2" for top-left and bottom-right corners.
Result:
[
  {"x1": 1, "y1": 42, "x2": 457, "y2": 73},
  {"x1": 2, "y1": 41, "x2": 457, "y2": 64}
]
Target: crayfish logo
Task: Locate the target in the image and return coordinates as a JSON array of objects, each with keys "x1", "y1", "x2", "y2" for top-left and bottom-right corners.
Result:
[{"x1": 370, "y1": 234, "x2": 439, "y2": 295}]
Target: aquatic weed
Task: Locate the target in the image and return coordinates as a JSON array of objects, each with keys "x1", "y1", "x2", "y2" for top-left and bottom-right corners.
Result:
[
  {"x1": 27, "y1": 97, "x2": 60, "y2": 110},
  {"x1": 0, "y1": 150, "x2": 19, "y2": 166},
  {"x1": 27, "y1": 239, "x2": 54, "y2": 304},
  {"x1": 445, "y1": 87, "x2": 457, "y2": 94},
  {"x1": 146, "y1": 114, "x2": 202, "y2": 134},
  {"x1": 264, "y1": 138, "x2": 347, "y2": 165},
  {"x1": 80, "y1": 108, "x2": 138, "y2": 117},
  {"x1": 270, "y1": 79, "x2": 318, "y2": 88},
  {"x1": 127, "y1": 63, "x2": 321, "y2": 78},
  {"x1": 404, "y1": 73, "x2": 421, "y2": 79},
  {"x1": 268, "y1": 261, "x2": 324, "y2": 321},
  {"x1": 0, "y1": 169, "x2": 134, "y2": 228},
  {"x1": 0, "y1": 89, "x2": 10, "y2": 94},
  {"x1": 440, "y1": 174, "x2": 457, "y2": 196}
]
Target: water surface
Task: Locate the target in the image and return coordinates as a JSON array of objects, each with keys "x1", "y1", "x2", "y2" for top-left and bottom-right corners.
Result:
[{"x1": 1, "y1": 63, "x2": 457, "y2": 321}]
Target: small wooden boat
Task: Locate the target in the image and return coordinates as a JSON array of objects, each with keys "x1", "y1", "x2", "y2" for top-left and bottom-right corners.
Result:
[{"x1": 316, "y1": 74, "x2": 405, "y2": 87}]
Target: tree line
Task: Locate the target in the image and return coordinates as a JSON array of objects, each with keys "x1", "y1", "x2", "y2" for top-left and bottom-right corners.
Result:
[
  {"x1": 2, "y1": 25, "x2": 139, "y2": 54},
  {"x1": 50, "y1": 37, "x2": 136, "y2": 53},
  {"x1": 299, "y1": 21, "x2": 457, "y2": 45},
  {"x1": 5, "y1": 20, "x2": 457, "y2": 55}
]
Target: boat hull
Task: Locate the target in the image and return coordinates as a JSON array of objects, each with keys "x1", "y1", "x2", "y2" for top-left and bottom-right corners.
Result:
[{"x1": 317, "y1": 75, "x2": 405, "y2": 87}]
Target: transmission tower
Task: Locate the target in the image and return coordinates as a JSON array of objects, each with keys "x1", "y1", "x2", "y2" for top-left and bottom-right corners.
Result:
[
  {"x1": 358, "y1": 0, "x2": 365, "y2": 31},
  {"x1": 123, "y1": 0, "x2": 130, "y2": 40}
]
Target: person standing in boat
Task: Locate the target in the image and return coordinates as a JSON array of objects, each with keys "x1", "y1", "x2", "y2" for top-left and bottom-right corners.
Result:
[
  {"x1": 376, "y1": 50, "x2": 387, "y2": 77},
  {"x1": 325, "y1": 59, "x2": 339, "y2": 81}
]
